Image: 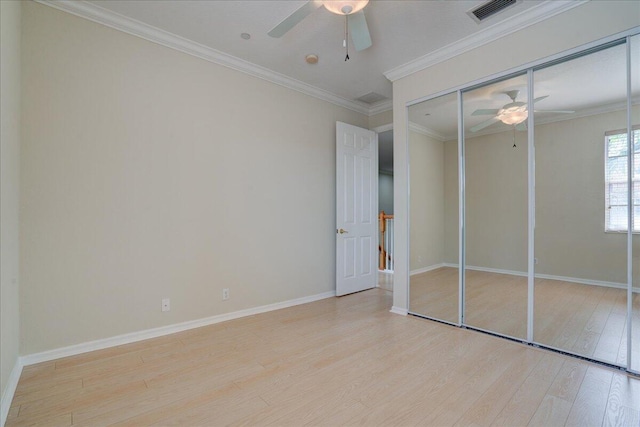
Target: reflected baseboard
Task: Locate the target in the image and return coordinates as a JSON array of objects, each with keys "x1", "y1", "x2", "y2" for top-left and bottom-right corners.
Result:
[
  {"x1": 410, "y1": 263, "x2": 447, "y2": 276},
  {"x1": 412, "y1": 262, "x2": 640, "y2": 293}
]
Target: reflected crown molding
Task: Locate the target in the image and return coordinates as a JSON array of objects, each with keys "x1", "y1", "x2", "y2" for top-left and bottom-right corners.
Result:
[
  {"x1": 384, "y1": 1, "x2": 588, "y2": 82},
  {"x1": 532, "y1": 97, "x2": 640, "y2": 127},
  {"x1": 408, "y1": 122, "x2": 447, "y2": 142}
]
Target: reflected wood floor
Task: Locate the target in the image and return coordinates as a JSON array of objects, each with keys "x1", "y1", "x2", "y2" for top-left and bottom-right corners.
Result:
[
  {"x1": 410, "y1": 267, "x2": 640, "y2": 368},
  {"x1": 7, "y1": 288, "x2": 640, "y2": 427}
]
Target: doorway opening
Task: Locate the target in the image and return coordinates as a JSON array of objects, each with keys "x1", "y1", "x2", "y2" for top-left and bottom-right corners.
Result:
[{"x1": 378, "y1": 129, "x2": 394, "y2": 290}]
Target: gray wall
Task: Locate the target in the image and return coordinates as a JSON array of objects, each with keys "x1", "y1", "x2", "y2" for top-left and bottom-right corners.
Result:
[
  {"x1": 440, "y1": 109, "x2": 638, "y2": 284},
  {"x1": 1, "y1": 0, "x2": 22, "y2": 409},
  {"x1": 19, "y1": 1, "x2": 369, "y2": 355},
  {"x1": 379, "y1": 172, "x2": 393, "y2": 215}
]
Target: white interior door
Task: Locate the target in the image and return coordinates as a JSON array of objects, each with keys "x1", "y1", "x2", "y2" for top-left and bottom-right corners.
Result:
[{"x1": 336, "y1": 122, "x2": 378, "y2": 296}]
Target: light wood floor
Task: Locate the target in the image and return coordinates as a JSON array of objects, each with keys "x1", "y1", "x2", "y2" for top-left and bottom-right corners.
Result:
[
  {"x1": 410, "y1": 267, "x2": 640, "y2": 368},
  {"x1": 378, "y1": 270, "x2": 393, "y2": 292},
  {"x1": 7, "y1": 288, "x2": 640, "y2": 427}
]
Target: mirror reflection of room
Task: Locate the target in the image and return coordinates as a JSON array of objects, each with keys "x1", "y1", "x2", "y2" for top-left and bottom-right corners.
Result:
[
  {"x1": 532, "y1": 43, "x2": 634, "y2": 366},
  {"x1": 408, "y1": 92, "x2": 459, "y2": 324},
  {"x1": 463, "y1": 74, "x2": 529, "y2": 340},
  {"x1": 407, "y1": 35, "x2": 640, "y2": 370}
]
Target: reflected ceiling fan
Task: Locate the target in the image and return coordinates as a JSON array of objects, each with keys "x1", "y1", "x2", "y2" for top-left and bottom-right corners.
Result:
[
  {"x1": 470, "y1": 90, "x2": 574, "y2": 133},
  {"x1": 268, "y1": 0, "x2": 372, "y2": 56}
]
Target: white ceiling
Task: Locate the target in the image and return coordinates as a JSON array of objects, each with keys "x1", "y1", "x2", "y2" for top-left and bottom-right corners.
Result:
[{"x1": 58, "y1": 0, "x2": 586, "y2": 114}]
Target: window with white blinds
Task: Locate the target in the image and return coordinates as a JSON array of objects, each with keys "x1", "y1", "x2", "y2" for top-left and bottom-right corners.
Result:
[{"x1": 605, "y1": 127, "x2": 640, "y2": 232}]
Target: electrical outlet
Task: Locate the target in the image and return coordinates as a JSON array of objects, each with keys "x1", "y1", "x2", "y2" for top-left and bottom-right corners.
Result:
[
  {"x1": 222, "y1": 288, "x2": 229, "y2": 301},
  {"x1": 161, "y1": 298, "x2": 170, "y2": 312}
]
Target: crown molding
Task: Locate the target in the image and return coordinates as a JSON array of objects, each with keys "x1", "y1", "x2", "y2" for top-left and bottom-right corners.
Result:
[
  {"x1": 368, "y1": 99, "x2": 393, "y2": 116},
  {"x1": 384, "y1": 0, "x2": 588, "y2": 82},
  {"x1": 34, "y1": 0, "x2": 379, "y2": 116},
  {"x1": 408, "y1": 122, "x2": 446, "y2": 142},
  {"x1": 372, "y1": 123, "x2": 393, "y2": 133}
]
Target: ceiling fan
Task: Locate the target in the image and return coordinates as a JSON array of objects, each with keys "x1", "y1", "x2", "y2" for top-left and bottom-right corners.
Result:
[
  {"x1": 470, "y1": 90, "x2": 575, "y2": 133},
  {"x1": 268, "y1": 0, "x2": 372, "y2": 53}
]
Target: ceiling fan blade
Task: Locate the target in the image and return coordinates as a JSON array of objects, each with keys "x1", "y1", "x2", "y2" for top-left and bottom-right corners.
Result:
[
  {"x1": 470, "y1": 117, "x2": 500, "y2": 133},
  {"x1": 533, "y1": 109, "x2": 575, "y2": 114},
  {"x1": 268, "y1": 1, "x2": 322, "y2": 38},
  {"x1": 515, "y1": 122, "x2": 527, "y2": 131},
  {"x1": 533, "y1": 95, "x2": 549, "y2": 103},
  {"x1": 348, "y1": 11, "x2": 372, "y2": 51},
  {"x1": 471, "y1": 108, "x2": 500, "y2": 116}
]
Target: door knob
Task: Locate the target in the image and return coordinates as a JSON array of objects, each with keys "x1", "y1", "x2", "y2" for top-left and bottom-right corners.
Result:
[{"x1": 338, "y1": 228, "x2": 349, "y2": 234}]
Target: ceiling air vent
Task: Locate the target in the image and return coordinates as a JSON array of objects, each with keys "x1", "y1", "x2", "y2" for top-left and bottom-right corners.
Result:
[
  {"x1": 467, "y1": 0, "x2": 519, "y2": 23},
  {"x1": 355, "y1": 92, "x2": 388, "y2": 105}
]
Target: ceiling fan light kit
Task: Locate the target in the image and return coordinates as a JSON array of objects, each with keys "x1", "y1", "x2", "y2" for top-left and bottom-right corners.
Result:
[
  {"x1": 268, "y1": 0, "x2": 372, "y2": 56},
  {"x1": 323, "y1": 0, "x2": 369, "y2": 16},
  {"x1": 469, "y1": 89, "x2": 574, "y2": 133},
  {"x1": 498, "y1": 108, "x2": 528, "y2": 125}
]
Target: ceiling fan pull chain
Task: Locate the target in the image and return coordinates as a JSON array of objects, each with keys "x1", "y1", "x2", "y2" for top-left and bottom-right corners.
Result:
[
  {"x1": 513, "y1": 126, "x2": 517, "y2": 148},
  {"x1": 344, "y1": 15, "x2": 350, "y2": 61}
]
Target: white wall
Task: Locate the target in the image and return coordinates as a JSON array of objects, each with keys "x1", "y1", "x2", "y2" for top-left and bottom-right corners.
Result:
[
  {"x1": 378, "y1": 172, "x2": 393, "y2": 215},
  {"x1": 20, "y1": 2, "x2": 369, "y2": 355},
  {"x1": 370, "y1": 110, "x2": 393, "y2": 130},
  {"x1": 393, "y1": 1, "x2": 640, "y2": 311},
  {"x1": 409, "y1": 130, "x2": 444, "y2": 271},
  {"x1": 1, "y1": 0, "x2": 22, "y2": 415}
]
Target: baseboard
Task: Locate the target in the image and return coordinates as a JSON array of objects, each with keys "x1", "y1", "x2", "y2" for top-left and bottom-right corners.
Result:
[
  {"x1": 410, "y1": 263, "x2": 446, "y2": 276},
  {"x1": 427, "y1": 263, "x2": 640, "y2": 292},
  {"x1": 464, "y1": 264, "x2": 528, "y2": 278},
  {"x1": 20, "y1": 290, "x2": 336, "y2": 366},
  {"x1": 390, "y1": 306, "x2": 408, "y2": 316},
  {"x1": 1, "y1": 359, "x2": 23, "y2": 427}
]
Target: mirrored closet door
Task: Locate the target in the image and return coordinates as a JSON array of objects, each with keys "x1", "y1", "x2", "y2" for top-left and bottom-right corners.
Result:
[
  {"x1": 462, "y1": 74, "x2": 529, "y2": 340},
  {"x1": 406, "y1": 30, "x2": 640, "y2": 373},
  {"x1": 408, "y1": 92, "x2": 459, "y2": 324},
  {"x1": 532, "y1": 42, "x2": 630, "y2": 365}
]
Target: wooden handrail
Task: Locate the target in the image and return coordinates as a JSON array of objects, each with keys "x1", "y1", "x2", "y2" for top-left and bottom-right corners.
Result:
[{"x1": 379, "y1": 211, "x2": 394, "y2": 270}]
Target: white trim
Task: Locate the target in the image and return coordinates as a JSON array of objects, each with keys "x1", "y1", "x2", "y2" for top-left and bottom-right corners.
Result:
[
  {"x1": 384, "y1": 1, "x2": 587, "y2": 82},
  {"x1": 527, "y1": 68, "x2": 535, "y2": 343},
  {"x1": 390, "y1": 306, "x2": 408, "y2": 316},
  {"x1": 20, "y1": 291, "x2": 335, "y2": 366},
  {"x1": 410, "y1": 263, "x2": 446, "y2": 276},
  {"x1": 369, "y1": 100, "x2": 393, "y2": 116},
  {"x1": 458, "y1": 88, "x2": 465, "y2": 326},
  {"x1": 372, "y1": 123, "x2": 393, "y2": 134},
  {"x1": 1, "y1": 360, "x2": 23, "y2": 427},
  {"x1": 408, "y1": 122, "x2": 447, "y2": 142},
  {"x1": 33, "y1": 0, "x2": 385, "y2": 116}
]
